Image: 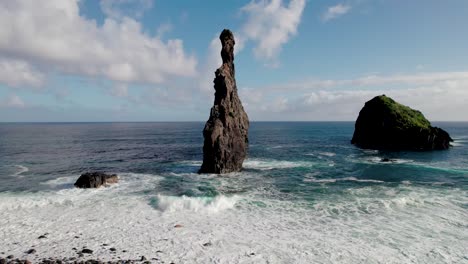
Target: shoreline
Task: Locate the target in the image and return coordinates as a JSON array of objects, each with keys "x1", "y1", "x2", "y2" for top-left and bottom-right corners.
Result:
[
  {"x1": 1, "y1": 236, "x2": 171, "y2": 264},
  {"x1": 0, "y1": 258, "x2": 154, "y2": 264},
  {"x1": 0, "y1": 253, "x2": 164, "y2": 264}
]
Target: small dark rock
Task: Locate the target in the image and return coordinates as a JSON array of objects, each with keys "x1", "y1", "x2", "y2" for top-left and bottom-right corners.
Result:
[
  {"x1": 122, "y1": 250, "x2": 127, "y2": 253},
  {"x1": 82, "y1": 249, "x2": 93, "y2": 254},
  {"x1": 250, "y1": 252, "x2": 255, "y2": 256},
  {"x1": 74, "y1": 172, "x2": 119, "y2": 188},
  {"x1": 102, "y1": 243, "x2": 108, "y2": 246},
  {"x1": 72, "y1": 247, "x2": 77, "y2": 251},
  {"x1": 140, "y1": 256, "x2": 147, "y2": 261},
  {"x1": 109, "y1": 248, "x2": 116, "y2": 252},
  {"x1": 38, "y1": 235, "x2": 47, "y2": 239},
  {"x1": 202, "y1": 242, "x2": 212, "y2": 247},
  {"x1": 26, "y1": 249, "x2": 36, "y2": 254},
  {"x1": 74, "y1": 236, "x2": 80, "y2": 239},
  {"x1": 381, "y1": 158, "x2": 391, "y2": 162}
]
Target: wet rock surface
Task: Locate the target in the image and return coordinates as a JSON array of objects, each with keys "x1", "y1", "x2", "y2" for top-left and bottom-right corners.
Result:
[
  {"x1": 74, "y1": 172, "x2": 119, "y2": 188},
  {"x1": 199, "y1": 29, "x2": 249, "y2": 174}
]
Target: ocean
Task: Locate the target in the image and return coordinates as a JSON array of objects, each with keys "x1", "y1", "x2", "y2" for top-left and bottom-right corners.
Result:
[{"x1": 0, "y1": 122, "x2": 467, "y2": 263}]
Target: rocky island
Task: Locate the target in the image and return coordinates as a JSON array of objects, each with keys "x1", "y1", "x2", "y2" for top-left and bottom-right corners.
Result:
[
  {"x1": 351, "y1": 95, "x2": 452, "y2": 150},
  {"x1": 199, "y1": 29, "x2": 249, "y2": 174}
]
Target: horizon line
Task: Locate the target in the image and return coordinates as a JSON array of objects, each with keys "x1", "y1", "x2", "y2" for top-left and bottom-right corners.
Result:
[{"x1": 1, "y1": 120, "x2": 467, "y2": 123}]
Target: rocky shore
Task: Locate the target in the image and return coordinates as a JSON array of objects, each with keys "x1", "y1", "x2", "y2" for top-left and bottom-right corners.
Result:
[
  {"x1": 0, "y1": 256, "x2": 152, "y2": 264},
  {"x1": 0, "y1": 239, "x2": 174, "y2": 264},
  {"x1": 0, "y1": 252, "x2": 168, "y2": 264},
  {"x1": 0, "y1": 248, "x2": 165, "y2": 264}
]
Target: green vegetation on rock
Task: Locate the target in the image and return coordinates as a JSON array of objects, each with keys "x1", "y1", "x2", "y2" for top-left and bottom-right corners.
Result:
[{"x1": 372, "y1": 95, "x2": 431, "y2": 130}]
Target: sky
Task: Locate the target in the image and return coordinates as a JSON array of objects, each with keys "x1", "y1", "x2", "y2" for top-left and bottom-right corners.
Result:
[{"x1": 1, "y1": 0, "x2": 468, "y2": 122}]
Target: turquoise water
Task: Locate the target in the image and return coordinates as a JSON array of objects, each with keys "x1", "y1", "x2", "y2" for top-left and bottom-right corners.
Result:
[{"x1": 0, "y1": 122, "x2": 467, "y2": 263}]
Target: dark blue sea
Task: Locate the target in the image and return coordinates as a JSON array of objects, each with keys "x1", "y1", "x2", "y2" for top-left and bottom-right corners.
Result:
[{"x1": 1, "y1": 122, "x2": 467, "y2": 263}]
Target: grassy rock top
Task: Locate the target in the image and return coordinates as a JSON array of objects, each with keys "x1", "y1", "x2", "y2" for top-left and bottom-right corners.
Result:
[{"x1": 371, "y1": 95, "x2": 430, "y2": 130}]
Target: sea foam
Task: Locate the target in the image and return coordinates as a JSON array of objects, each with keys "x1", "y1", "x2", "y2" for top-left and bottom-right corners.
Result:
[
  {"x1": 1, "y1": 179, "x2": 467, "y2": 263},
  {"x1": 154, "y1": 194, "x2": 239, "y2": 213},
  {"x1": 243, "y1": 159, "x2": 314, "y2": 170},
  {"x1": 11, "y1": 165, "x2": 29, "y2": 177}
]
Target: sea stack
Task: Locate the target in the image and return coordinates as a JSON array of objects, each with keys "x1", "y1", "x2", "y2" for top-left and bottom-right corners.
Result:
[
  {"x1": 351, "y1": 95, "x2": 452, "y2": 150},
  {"x1": 199, "y1": 29, "x2": 249, "y2": 174}
]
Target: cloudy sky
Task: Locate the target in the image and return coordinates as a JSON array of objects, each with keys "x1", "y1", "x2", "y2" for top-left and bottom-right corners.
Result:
[{"x1": 1, "y1": 0, "x2": 467, "y2": 122}]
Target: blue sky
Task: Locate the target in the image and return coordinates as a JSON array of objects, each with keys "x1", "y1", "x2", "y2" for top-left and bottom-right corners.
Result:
[{"x1": 1, "y1": 0, "x2": 468, "y2": 121}]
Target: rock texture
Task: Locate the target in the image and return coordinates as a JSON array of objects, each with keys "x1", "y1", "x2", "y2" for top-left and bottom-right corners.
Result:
[
  {"x1": 74, "y1": 172, "x2": 119, "y2": 188},
  {"x1": 199, "y1": 29, "x2": 249, "y2": 174},
  {"x1": 351, "y1": 95, "x2": 452, "y2": 150}
]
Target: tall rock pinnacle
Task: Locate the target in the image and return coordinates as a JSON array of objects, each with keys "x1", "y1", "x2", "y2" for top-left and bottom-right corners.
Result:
[{"x1": 199, "y1": 29, "x2": 249, "y2": 174}]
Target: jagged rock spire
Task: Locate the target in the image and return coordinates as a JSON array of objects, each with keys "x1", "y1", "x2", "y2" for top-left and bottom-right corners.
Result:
[{"x1": 199, "y1": 29, "x2": 249, "y2": 174}]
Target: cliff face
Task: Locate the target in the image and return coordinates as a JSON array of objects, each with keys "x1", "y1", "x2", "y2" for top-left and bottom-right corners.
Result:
[
  {"x1": 351, "y1": 95, "x2": 452, "y2": 150},
  {"x1": 199, "y1": 29, "x2": 249, "y2": 174}
]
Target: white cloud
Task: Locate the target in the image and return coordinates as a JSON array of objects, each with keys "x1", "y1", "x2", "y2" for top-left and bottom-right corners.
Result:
[
  {"x1": 240, "y1": 71, "x2": 468, "y2": 121},
  {"x1": 199, "y1": 33, "x2": 246, "y2": 94},
  {"x1": 100, "y1": 0, "x2": 153, "y2": 20},
  {"x1": 0, "y1": 0, "x2": 197, "y2": 88},
  {"x1": 239, "y1": 88, "x2": 263, "y2": 106},
  {"x1": 241, "y1": 0, "x2": 306, "y2": 60},
  {"x1": 157, "y1": 23, "x2": 173, "y2": 38},
  {"x1": 2, "y1": 94, "x2": 25, "y2": 108},
  {"x1": 198, "y1": 0, "x2": 306, "y2": 97},
  {"x1": 0, "y1": 58, "x2": 45, "y2": 88},
  {"x1": 265, "y1": 71, "x2": 468, "y2": 91},
  {"x1": 297, "y1": 83, "x2": 468, "y2": 121},
  {"x1": 322, "y1": 4, "x2": 351, "y2": 22},
  {"x1": 111, "y1": 83, "x2": 129, "y2": 97},
  {"x1": 198, "y1": 36, "x2": 222, "y2": 94}
]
